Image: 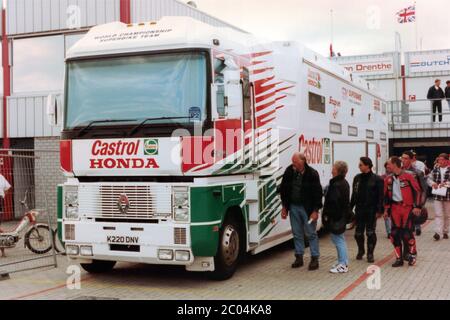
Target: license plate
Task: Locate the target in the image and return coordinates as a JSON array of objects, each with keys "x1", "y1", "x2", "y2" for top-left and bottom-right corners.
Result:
[{"x1": 107, "y1": 236, "x2": 139, "y2": 244}]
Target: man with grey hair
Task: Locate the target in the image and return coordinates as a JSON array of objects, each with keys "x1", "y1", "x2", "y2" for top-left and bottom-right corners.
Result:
[{"x1": 279, "y1": 152, "x2": 323, "y2": 270}]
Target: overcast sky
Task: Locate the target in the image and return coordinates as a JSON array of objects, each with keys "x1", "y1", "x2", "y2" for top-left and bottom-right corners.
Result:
[{"x1": 192, "y1": 0, "x2": 450, "y2": 57}]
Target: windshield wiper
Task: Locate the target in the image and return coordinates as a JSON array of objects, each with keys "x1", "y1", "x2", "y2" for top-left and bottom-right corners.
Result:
[
  {"x1": 128, "y1": 117, "x2": 193, "y2": 136},
  {"x1": 76, "y1": 119, "x2": 137, "y2": 138}
]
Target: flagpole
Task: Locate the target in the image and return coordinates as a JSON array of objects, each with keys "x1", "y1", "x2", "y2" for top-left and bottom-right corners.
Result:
[
  {"x1": 330, "y1": 9, "x2": 334, "y2": 57},
  {"x1": 414, "y1": 1, "x2": 418, "y2": 50}
]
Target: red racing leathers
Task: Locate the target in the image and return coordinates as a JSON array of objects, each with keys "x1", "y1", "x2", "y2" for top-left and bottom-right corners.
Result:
[{"x1": 384, "y1": 171, "x2": 422, "y2": 263}]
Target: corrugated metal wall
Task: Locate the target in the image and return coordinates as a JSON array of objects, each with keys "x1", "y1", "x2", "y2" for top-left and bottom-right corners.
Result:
[
  {"x1": 7, "y1": 0, "x2": 120, "y2": 36},
  {"x1": 131, "y1": 0, "x2": 246, "y2": 32},
  {"x1": 7, "y1": 94, "x2": 61, "y2": 138},
  {"x1": 4, "y1": 0, "x2": 247, "y2": 138}
]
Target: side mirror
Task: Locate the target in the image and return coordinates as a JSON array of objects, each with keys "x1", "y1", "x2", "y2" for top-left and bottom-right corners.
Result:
[
  {"x1": 224, "y1": 82, "x2": 243, "y2": 119},
  {"x1": 46, "y1": 94, "x2": 59, "y2": 127}
]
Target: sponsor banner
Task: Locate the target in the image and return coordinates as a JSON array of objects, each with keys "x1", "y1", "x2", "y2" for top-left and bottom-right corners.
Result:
[
  {"x1": 373, "y1": 99, "x2": 381, "y2": 112},
  {"x1": 336, "y1": 57, "x2": 395, "y2": 76},
  {"x1": 72, "y1": 138, "x2": 182, "y2": 176},
  {"x1": 298, "y1": 134, "x2": 332, "y2": 165},
  {"x1": 342, "y1": 87, "x2": 362, "y2": 106},
  {"x1": 307, "y1": 69, "x2": 322, "y2": 89},
  {"x1": 408, "y1": 52, "x2": 450, "y2": 73}
]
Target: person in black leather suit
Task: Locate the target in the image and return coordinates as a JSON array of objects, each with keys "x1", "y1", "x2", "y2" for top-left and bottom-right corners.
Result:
[{"x1": 350, "y1": 157, "x2": 384, "y2": 263}]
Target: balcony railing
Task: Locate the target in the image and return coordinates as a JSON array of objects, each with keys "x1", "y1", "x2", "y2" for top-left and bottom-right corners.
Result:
[{"x1": 388, "y1": 98, "x2": 450, "y2": 139}]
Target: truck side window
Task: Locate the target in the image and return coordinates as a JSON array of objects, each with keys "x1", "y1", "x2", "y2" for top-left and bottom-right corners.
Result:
[{"x1": 214, "y1": 58, "x2": 226, "y2": 117}]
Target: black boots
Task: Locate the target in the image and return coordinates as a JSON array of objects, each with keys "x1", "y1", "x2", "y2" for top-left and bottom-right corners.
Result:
[
  {"x1": 292, "y1": 255, "x2": 319, "y2": 270},
  {"x1": 308, "y1": 257, "x2": 319, "y2": 271},
  {"x1": 367, "y1": 233, "x2": 377, "y2": 264},
  {"x1": 403, "y1": 242, "x2": 410, "y2": 261},
  {"x1": 355, "y1": 232, "x2": 377, "y2": 263},
  {"x1": 392, "y1": 259, "x2": 404, "y2": 267},
  {"x1": 355, "y1": 234, "x2": 365, "y2": 260},
  {"x1": 291, "y1": 255, "x2": 304, "y2": 268}
]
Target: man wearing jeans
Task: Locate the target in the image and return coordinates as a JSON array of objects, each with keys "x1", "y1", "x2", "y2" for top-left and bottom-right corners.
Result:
[{"x1": 280, "y1": 153, "x2": 323, "y2": 270}]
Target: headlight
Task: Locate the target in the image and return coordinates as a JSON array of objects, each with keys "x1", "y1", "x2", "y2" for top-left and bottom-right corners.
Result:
[
  {"x1": 173, "y1": 187, "x2": 189, "y2": 207},
  {"x1": 158, "y1": 249, "x2": 174, "y2": 261},
  {"x1": 66, "y1": 245, "x2": 79, "y2": 256},
  {"x1": 174, "y1": 208, "x2": 189, "y2": 222},
  {"x1": 65, "y1": 191, "x2": 78, "y2": 206},
  {"x1": 80, "y1": 246, "x2": 93, "y2": 256},
  {"x1": 66, "y1": 206, "x2": 79, "y2": 220}
]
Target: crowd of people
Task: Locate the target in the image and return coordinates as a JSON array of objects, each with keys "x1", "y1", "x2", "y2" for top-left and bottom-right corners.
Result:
[{"x1": 280, "y1": 151, "x2": 450, "y2": 274}]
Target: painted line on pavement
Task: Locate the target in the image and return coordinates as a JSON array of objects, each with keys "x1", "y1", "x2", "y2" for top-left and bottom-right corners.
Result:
[
  {"x1": 334, "y1": 219, "x2": 432, "y2": 300},
  {"x1": 8, "y1": 275, "x2": 94, "y2": 300}
]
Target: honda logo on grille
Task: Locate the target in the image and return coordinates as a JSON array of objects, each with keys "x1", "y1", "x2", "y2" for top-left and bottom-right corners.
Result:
[{"x1": 117, "y1": 194, "x2": 130, "y2": 214}]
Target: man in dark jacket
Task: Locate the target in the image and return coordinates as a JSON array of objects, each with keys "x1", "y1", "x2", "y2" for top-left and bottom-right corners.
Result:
[
  {"x1": 350, "y1": 157, "x2": 384, "y2": 263},
  {"x1": 445, "y1": 80, "x2": 450, "y2": 113},
  {"x1": 280, "y1": 152, "x2": 323, "y2": 270},
  {"x1": 427, "y1": 79, "x2": 445, "y2": 122}
]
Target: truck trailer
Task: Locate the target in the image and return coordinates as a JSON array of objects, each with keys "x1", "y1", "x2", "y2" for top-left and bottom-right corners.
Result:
[{"x1": 51, "y1": 16, "x2": 389, "y2": 280}]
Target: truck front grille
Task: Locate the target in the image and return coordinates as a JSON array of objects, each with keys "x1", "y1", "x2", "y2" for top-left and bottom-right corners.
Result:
[{"x1": 78, "y1": 184, "x2": 172, "y2": 220}]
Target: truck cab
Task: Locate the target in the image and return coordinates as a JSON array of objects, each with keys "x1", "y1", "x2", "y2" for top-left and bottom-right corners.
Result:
[{"x1": 52, "y1": 17, "x2": 280, "y2": 280}]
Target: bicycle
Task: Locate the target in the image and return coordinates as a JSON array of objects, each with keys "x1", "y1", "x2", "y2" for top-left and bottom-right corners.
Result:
[{"x1": 0, "y1": 190, "x2": 53, "y2": 255}]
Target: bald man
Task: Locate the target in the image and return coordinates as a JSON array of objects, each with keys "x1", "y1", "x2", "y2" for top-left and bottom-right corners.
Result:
[{"x1": 279, "y1": 153, "x2": 323, "y2": 270}]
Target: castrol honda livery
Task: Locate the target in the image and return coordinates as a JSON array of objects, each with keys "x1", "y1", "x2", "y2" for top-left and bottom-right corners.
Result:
[{"x1": 52, "y1": 16, "x2": 388, "y2": 280}]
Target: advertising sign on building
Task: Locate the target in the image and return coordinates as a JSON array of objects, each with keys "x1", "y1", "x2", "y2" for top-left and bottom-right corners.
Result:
[
  {"x1": 407, "y1": 52, "x2": 450, "y2": 73},
  {"x1": 336, "y1": 57, "x2": 395, "y2": 76}
]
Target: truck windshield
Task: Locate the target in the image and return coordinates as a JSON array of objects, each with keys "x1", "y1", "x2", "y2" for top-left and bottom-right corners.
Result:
[{"x1": 65, "y1": 52, "x2": 208, "y2": 130}]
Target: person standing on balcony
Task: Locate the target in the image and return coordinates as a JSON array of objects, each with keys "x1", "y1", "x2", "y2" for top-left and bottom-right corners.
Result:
[
  {"x1": 445, "y1": 81, "x2": 450, "y2": 113},
  {"x1": 427, "y1": 79, "x2": 445, "y2": 122}
]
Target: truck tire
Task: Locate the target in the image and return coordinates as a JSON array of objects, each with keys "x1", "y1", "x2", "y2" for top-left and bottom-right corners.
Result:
[
  {"x1": 80, "y1": 260, "x2": 116, "y2": 274},
  {"x1": 210, "y1": 216, "x2": 242, "y2": 281}
]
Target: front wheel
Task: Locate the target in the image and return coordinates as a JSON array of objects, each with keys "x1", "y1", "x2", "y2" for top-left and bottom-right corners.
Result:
[
  {"x1": 25, "y1": 224, "x2": 53, "y2": 255},
  {"x1": 210, "y1": 217, "x2": 242, "y2": 281},
  {"x1": 80, "y1": 260, "x2": 117, "y2": 274}
]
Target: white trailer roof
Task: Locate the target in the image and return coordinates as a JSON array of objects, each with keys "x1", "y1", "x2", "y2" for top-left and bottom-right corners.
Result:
[{"x1": 67, "y1": 16, "x2": 385, "y2": 100}]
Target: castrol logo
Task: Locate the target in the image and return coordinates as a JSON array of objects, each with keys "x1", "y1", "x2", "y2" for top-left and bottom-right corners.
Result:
[
  {"x1": 89, "y1": 139, "x2": 160, "y2": 169},
  {"x1": 298, "y1": 135, "x2": 323, "y2": 165}
]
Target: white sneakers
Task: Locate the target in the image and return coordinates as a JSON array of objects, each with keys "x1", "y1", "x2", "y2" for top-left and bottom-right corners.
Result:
[{"x1": 329, "y1": 264, "x2": 349, "y2": 273}]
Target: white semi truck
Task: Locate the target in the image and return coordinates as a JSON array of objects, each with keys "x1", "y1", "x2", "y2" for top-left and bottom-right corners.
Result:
[{"x1": 51, "y1": 16, "x2": 388, "y2": 280}]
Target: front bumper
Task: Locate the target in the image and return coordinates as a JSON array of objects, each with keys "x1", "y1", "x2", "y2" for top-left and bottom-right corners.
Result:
[{"x1": 63, "y1": 220, "x2": 193, "y2": 265}]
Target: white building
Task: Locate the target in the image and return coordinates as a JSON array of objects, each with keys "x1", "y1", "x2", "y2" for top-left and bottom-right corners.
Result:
[{"x1": 333, "y1": 49, "x2": 450, "y2": 165}]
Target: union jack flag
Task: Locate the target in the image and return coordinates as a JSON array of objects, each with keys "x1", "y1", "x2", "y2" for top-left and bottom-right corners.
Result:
[{"x1": 396, "y1": 5, "x2": 416, "y2": 23}]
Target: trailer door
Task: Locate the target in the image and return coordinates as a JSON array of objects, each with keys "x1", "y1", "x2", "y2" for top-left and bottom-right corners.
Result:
[
  {"x1": 332, "y1": 141, "x2": 368, "y2": 186},
  {"x1": 368, "y1": 143, "x2": 378, "y2": 174}
]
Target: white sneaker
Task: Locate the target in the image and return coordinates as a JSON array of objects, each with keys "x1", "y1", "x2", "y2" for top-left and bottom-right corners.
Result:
[{"x1": 330, "y1": 264, "x2": 349, "y2": 273}]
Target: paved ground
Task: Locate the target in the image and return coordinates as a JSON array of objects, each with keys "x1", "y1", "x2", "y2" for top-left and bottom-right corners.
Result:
[{"x1": 0, "y1": 200, "x2": 449, "y2": 300}]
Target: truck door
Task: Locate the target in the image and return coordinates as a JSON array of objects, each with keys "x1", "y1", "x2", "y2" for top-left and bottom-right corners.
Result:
[{"x1": 332, "y1": 141, "x2": 368, "y2": 186}]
